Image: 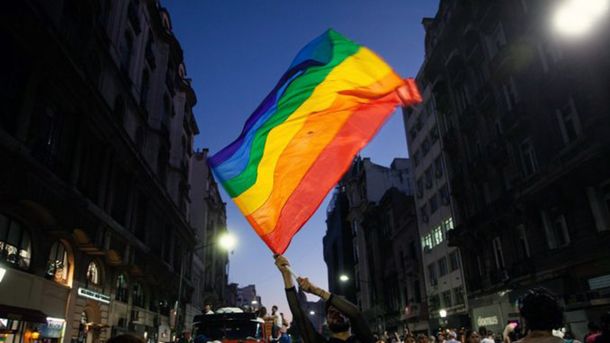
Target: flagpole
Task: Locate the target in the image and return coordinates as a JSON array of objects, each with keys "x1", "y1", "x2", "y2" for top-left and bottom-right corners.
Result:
[{"x1": 274, "y1": 254, "x2": 299, "y2": 279}]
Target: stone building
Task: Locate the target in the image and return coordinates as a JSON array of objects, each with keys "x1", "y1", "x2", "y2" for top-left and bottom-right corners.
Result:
[
  {"x1": 415, "y1": 0, "x2": 610, "y2": 337},
  {"x1": 189, "y1": 149, "x2": 229, "y2": 318},
  {"x1": 335, "y1": 157, "x2": 419, "y2": 333},
  {"x1": 0, "y1": 1, "x2": 199, "y2": 342}
]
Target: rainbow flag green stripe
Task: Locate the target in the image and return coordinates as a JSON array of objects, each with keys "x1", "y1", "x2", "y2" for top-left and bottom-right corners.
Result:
[{"x1": 209, "y1": 29, "x2": 422, "y2": 253}]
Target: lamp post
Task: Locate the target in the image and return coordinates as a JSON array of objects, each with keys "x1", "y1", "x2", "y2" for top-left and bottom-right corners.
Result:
[{"x1": 174, "y1": 232, "x2": 237, "y2": 333}]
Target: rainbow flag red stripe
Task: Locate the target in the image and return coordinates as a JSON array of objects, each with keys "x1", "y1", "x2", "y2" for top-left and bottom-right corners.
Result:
[{"x1": 209, "y1": 29, "x2": 421, "y2": 254}]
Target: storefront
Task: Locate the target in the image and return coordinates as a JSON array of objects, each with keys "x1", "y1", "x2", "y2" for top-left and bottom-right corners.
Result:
[
  {"x1": 0, "y1": 267, "x2": 70, "y2": 343},
  {"x1": 0, "y1": 305, "x2": 65, "y2": 343}
]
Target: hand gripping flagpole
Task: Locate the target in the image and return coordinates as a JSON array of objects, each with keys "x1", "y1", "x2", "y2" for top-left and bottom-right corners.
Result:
[{"x1": 274, "y1": 254, "x2": 299, "y2": 279}]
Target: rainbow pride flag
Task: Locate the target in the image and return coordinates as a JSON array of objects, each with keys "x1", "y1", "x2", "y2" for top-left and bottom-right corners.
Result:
[{"x1": 209, "y1": 29, "x2": 421, "y2": 254}]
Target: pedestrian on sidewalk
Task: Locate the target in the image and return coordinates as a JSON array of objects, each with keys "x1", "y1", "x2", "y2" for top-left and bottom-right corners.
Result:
[{"x1": 275, "y1": 254, "x2": 375, "y2": 343}]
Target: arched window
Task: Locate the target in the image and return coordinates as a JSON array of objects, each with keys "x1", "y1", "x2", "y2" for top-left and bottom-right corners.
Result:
[
  {"x1": 86, "y1": 261, "x2": 100, "y2": 285},
  {"x1": 116, "y1": 273, "x2": 128, "y2": 302},
  {"x1": 0, "y1": 214, "x2": 31, "y2": 270},
  {"x1": 132, "y1": 282, "x2": 145, "y2": 308},
  {"x1": 46, "y1": 241, "x2": 71, "y2": 285}
]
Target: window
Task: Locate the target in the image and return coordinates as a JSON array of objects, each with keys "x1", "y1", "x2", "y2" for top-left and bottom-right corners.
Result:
[
  {"x1": 442, "y1": 290, "x2": 452, "y2": 308},
  {"x1": 116, "y1": 274, "x2": 129, "y2": 302},
  {"x1": 453, "y1": 287, "x2": 465, "y2": 306},
  {"x1": 429, "y1": 294, "x2": 440, "y2": 311},
  {"x1": 434, "y1": 156, "x2": 443, "y2": 178},
  {"x1": 429, "y1": 193, "x2": 439, "y2": 214},
  {"x1": 86, "y1": 261, "x2": 100, "y2": 285},
  {"x1": 46, "y1": 241, "x2": 70, "y2": 285},
  {"x1": 133, "y1": 282, "x2": 145, "y2": 308},
  {"x1": 440, "y1": 184, "x2": 450, "y2": 205},
  {"x1": 520, "y1": 139, "x2": 538, "y2": 177},
  {"x1": 502, "y1": 77, "x2": 519, "y2": 111},
  {"x1": 425, "y1": 167, "x2": 433, "y2": 189},
  {"x1": 438, "y1": 257, "x2": 448, "y2": 276},
  {"x1": 556, "y1": 97, "x2": 581, "y2": 145},
  {"x1": 413, "y1": 150, "x2": 420, "y2": 167},
  {"x1": 140, "y1": 69, "x2": 150, "y2": 107},
  {"x1": 516, "y1": 225, "x2": 531, "y2": 258},
  {"x1": 430, "y1": 125, "x2": 440, "y2": 144},
  {"x1": 432, "y1": 225, "x2": 444, "y2": 246},
  {"x1": 416, "y1": 178, "x2": 424, "y2": 198},
  {"x1": 0, "y1": 214, "x2": 31, "y2": 270},
  {"x1": 422, "y1": 234, "x2": 433, "y2": 250},
  {"x1": 427, "y1": 263, "x2": 437, "y2": 285},
  {"x1": 586, "y1": 186, "x2": 610, "y2": 232},
  {"x1": 449, "y1": 251, "x2": 460, "y2": 271},
  {"x1": 443, "y1": 217, "x2": 455, "y2": 231},
  {"x1": 120, "y1": 31, "x2": 133, "y2": 73},
  {"x1": 492, "y1": 237, "x2": 505, "y2": 269},
  {"x1": 549, "y1": 214, "x2": 571, "y2": 247},
  {"x1": 420, "y1": 205, "x2": 429, "y2": 223},
  {"x1": 422, "y1": 137, "x2": 430, "y2": 156}
]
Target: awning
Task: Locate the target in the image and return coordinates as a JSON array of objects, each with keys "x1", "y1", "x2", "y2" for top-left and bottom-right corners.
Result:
[{"x1": 0, "y1": 304, "x2": 48, "y2": 323}]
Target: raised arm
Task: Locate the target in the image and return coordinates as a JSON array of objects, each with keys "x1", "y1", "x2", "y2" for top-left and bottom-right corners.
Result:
[
  {"x1": 275, "y1": 255, "x2": 324, "y2": 343},
  {"x1": 297, "y1": 277, "x2": 374, "y2": 343}
]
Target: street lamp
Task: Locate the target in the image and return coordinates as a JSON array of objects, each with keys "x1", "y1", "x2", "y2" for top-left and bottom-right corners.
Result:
[
  {"x1": 218, "y1": 232, "x2": 237, "y2": 251},
  {"x1": 439, "y1": 309, "x2": 447, "y2": 318},
  {"x1": 175, "y1": 232, "x2": 238, "y2": 331},
  {"x1": 309, "y1": 311, "x2": 315, "y2": 316},
  {"x1": 339, "y1": 274, "x2": 350, "y2": 282},
  {"x1": 553, "y1": 0, "x2": 608, "y2": 37}
]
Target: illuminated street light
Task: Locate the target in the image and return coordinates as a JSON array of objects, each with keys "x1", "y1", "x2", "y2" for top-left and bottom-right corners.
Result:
[
  {"x1": 251, "y1": 300, "x2": 258, "y2": 305},
  {"x1": 218, "y1": 232, "x2": 237, "y2": 251},
  {"x1": 339, "y1": 274, "x2": 350, "y2": 282},
  {"x1": 309, "y1": 311, "x2": 315, "y2": 316},
  {"x1": 439, "y1": 309, "x2": 447, "y2": 318},
  {"x1": 553, "y1": 0, "x2": 608, "y2": 37}
]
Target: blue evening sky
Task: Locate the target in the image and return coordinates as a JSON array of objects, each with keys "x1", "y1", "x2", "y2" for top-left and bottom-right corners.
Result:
[{"x1": 164, "y1": 0, "x2": 439, "y2": 318}]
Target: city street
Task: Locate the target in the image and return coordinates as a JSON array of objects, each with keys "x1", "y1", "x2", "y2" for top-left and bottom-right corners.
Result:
[{"x1": 1, "y1": 2, "x2": 609, "y2": 343}]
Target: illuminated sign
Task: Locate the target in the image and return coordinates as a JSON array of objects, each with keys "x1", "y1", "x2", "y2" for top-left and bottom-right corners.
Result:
[
  {"x1": 477, "y1": 316, "x2": 499, "y2": 327},
  {"x1": 78, "y1": 288, "x2": 110, "y2": 304}
]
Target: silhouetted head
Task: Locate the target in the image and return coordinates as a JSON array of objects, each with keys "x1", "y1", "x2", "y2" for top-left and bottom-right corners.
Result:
[
  {"x1": 518, "y1": 288, "x2": 564, "y2": 331},
  {"x1": 107, "y1": 334, "x2": 145, "y2": 343},
  {"x1": 325, "y1": 303, "x2": 350, "y2": 333}
]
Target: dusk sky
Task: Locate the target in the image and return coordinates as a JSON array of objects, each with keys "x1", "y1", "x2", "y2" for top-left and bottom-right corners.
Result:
[{"x1": 164, "y1": 0, "x2": 440, "y2": 319}]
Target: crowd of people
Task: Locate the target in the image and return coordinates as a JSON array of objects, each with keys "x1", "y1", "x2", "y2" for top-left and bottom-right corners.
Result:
[{"x1": 100, "y1": 256, "x2": 610, "y2": 343}]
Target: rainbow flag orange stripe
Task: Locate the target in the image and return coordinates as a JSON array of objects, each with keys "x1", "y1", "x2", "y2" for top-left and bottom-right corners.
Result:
[{"x1": 209, "y1": 29, "x2": 421, "y2": 254}]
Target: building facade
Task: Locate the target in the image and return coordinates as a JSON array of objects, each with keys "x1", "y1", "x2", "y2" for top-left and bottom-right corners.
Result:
[
  {"x1": 0, "y1": 1, "x2": 200, "y2": 342},
  {"x1": 416, "y1": 0, "x2": 610, "y2": 338},
  {"x1": 189, "y1": 149, "x2": 229, "y2": 319},
  {"x1": 403, "y1": 76, "x2": 468, "y2": 329},
  {"x1": 235, "y1": 285, "x2": 261, "y2": 312},
  {"x1": 323, "y1": 188, "x2": 357, "y2": 304},
  {"x1": 339, "y1": 157, "x2": 417, "y2": 333}
]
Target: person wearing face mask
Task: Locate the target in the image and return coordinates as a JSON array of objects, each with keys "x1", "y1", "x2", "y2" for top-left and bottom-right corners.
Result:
[{"x1": 275, "y1": 255, "x2": 375, "y2": 343}]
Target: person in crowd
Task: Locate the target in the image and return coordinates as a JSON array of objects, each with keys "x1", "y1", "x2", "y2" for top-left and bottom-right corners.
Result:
[
  {"x1": 428, "y1": 335, "x2": 436, "y2": 343},
  {"x1": 466, "y1": 331, "x2": 481, "y2": 343},
  {"x1": 563, "y1": 331, "x2": 582, "y2": 343},
  {"x1": 404, "y1": 335, "x2": 415, "y2": 343},
  {"x1": 416, "y1": 334, "x2": 430, "y2": 343},
  {"x1": 280, "y1": 322, "x2": 292, "y2": 343},
  {"x1": 203, "y1": 304, "x2": 214, "y2": 315},
  {"x1": 275, "y1": 254, "x2": 375, "y2": 343},
  {"x1": 595, "y1": 312, "x2": 610, "y2": 343},
  {"x1": 512, "y1": 288, "x2": 564, "y2": 343},
  {"x1": 447, "y1": 332, "x2": 460, "y2": 343},
  {"x1": 107, "y1": 334, "x2": 145, "y2": 343},
  {"x1": 271, "y1": 305, "x2": 283, "y2": 343},
  {"x1": 438, "y1": 332, "x2": 447, "y2": 343},
  {"x1": 585, "y1": 323, "x2": 601, "y2": 343},
  {"x1": 481, "y1": 331, "x2": 494, "y2": 343}
]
